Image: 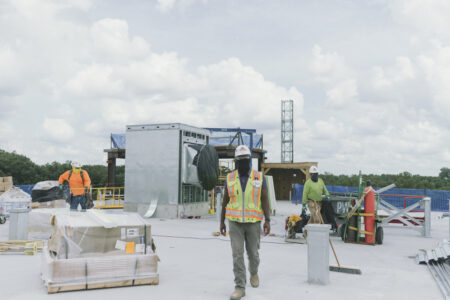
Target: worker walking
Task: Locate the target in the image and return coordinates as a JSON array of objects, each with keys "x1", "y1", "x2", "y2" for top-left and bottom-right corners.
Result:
[
  {"x1": 302, "y1": 166, "x2": 330, "y2": 227},
  {"x1": 220, "y1": 145, "x2": 271, "y2": 300},
  {"x1": 59, "y1": 161, "x2": 92, "y2": 211}
]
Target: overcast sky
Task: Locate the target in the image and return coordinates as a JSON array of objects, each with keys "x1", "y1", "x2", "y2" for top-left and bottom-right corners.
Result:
[{"x1": 0, "y1": 0, "x2": 449, "y2": 176}]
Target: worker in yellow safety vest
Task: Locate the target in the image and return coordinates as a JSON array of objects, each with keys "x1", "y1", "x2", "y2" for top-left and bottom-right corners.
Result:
[{"x1": 220, "y1": 145, "x2": 271, "y2": 300}]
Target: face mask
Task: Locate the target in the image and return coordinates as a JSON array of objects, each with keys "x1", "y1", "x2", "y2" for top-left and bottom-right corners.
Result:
[
  {"x1": 235, "y1": 159, "x2": 250, "y2": 176},
  {"x1": 311, "y1": 173, "x2": 318, "y2": 182},
  {"x1": 72, "y1": 167, "x2": 81, "y2": 174}
]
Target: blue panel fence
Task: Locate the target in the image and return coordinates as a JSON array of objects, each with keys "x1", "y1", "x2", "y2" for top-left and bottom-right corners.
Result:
[{"x1": 292, "y1": 184, "x2": 450, "y2": 212}]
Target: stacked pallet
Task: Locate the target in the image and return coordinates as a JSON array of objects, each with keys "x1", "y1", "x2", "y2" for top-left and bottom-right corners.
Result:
[
  {"x1": 42, "y1": 210, "x2": 159, "y2": 293},
  {"x1": 0, "y1": 176, "x2": 13, "y2": 196}
]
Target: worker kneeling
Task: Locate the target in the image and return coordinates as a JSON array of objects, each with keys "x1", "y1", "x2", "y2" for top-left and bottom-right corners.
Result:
[{"x1": 220, "y1": 145, "x2": 271, "y2": 300}]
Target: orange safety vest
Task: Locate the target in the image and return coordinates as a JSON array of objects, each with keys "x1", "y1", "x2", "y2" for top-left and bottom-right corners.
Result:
[
  {"x1": 58, "y1": 170, "x2": 91, "y2": 196},
  {"x1": 225, "y1": 170, "x2": 264, "y2": 223}
]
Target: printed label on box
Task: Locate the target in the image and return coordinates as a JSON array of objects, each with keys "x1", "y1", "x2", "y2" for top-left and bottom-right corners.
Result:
[
  {"x1": 127, "y1": 228, "x2": 139, "y2": 238},
  {"x1": 121, "y1": 228, "x2": 126, "y2": 239},
  {"x1": 115, "y1": 240, "x2": 126, "y2": 251},
  {"x1": 126, "y1": 242, "x2": 135, "y2": 254},
  {"x1": 135, "y1": 244, "x2": 145, "y2": 253}
]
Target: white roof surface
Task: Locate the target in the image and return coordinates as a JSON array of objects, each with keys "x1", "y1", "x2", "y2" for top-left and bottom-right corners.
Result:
[{"x1": 0, "y1": 201, "x2": 446, "y2": 299}]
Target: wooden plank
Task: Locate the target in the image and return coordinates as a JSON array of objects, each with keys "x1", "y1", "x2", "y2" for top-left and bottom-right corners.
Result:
[
  {"x1": 46, "y1": 275, "x2": 159, "y2": 294},
  {"x1": 48, "y1": 280, "x2": 156, "y2": 294}
]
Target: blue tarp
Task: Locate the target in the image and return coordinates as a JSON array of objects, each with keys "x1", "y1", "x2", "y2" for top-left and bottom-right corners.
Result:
[
  {"x1": 111, "y1": 134, "x2": 126, "y2": 149},
  {"x1": 15, "y1": 185, "x2": 34, "y2": 195},
  {"x1": 292, "y1": 184, "x2": 450, "y2": 212},
  {"x1": 110, "y1": 132, "x2": 263, "y2": 149}
]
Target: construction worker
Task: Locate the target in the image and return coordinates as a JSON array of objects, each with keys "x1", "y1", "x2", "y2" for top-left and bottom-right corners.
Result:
[
  {"x1": 59, "y1": 161, "x2": 91, "y2": 211},
  {"x1": 302, "y1": 166, "x2": 330, "y2": 227},
  {"x1": 220, "y1": 145, "x2": 271, "y2": 300}
]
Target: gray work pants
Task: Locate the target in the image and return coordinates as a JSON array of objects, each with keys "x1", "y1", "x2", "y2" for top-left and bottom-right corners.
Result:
[{"x1": 229, "y1": 220, "x2": 261, "y2": 290}]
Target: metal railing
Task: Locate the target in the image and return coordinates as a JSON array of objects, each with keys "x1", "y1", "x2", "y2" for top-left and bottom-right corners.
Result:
[
  {"x1": 93, "y1": 187, "x2": 124, "y2": 209},
  {"x1": 379, "y1": 196, "x2": 431, "y2": 237}
]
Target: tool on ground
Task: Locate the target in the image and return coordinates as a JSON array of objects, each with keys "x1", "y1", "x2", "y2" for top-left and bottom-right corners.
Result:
[
  {"x1": 0, "y1": 240, "x2": 44, "y2": 255},
  {"x1": 315, "y1": 200, "x2": 362, "y2": 275},
  {"x1": 284, "y1": 214, "x2": 308, "y2": 243}
]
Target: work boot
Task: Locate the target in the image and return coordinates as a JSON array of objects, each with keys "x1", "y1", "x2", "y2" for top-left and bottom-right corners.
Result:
[
  {"x1": 250, "y1": 274, "x2": 259, "y2": 288},
  {"x1": 230, "y1": 289, "x2": 245, "y2": 300}
]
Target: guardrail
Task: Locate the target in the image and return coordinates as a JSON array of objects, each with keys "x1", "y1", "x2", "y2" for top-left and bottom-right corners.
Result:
[{"x1": 93, "y1": 187, "x2": 124, "y2": 209}]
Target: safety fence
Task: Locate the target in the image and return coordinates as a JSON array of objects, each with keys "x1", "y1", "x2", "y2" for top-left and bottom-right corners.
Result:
[
  {"x1": 15, "y1": 185, "x2": 124, "y2": 209},
  {"x1": 292, "y1": 184, "x2": 450, "y2": 212}
]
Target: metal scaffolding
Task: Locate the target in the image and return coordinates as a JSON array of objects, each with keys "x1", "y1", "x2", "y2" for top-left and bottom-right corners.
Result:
[{"x1": 281, "y1": 99, "x2": 294, "y2": 163}]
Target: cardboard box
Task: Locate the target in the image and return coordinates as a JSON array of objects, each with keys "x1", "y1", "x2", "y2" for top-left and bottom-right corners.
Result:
[
  {"x1": 2, "y1": 176, "x2": 13, "y2": 183},
  {"x1": 0, "y1": 182, "x2": 13, "y2": 191}
]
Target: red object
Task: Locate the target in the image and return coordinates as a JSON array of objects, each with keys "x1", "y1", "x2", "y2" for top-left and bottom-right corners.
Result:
[{"x1": 364, "y1": 187, "x2": 375, "y2": 244}]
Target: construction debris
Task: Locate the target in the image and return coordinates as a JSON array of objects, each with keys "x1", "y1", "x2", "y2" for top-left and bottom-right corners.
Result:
[
  {"x1": 0, "y1": 240, "x2": 45, "y2": 255},
  {"x1": 416, "y1": 241, "x2": 450, "y2": 299}
]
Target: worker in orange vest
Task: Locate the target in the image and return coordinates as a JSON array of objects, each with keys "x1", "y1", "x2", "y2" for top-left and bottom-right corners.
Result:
[{"x1": 59, "y1": 161, "x2": 91, "y2": 211}]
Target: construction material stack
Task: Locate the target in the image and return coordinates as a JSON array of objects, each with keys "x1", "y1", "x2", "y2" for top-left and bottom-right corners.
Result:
[
  {"x1": 0, "y1": 176, "x2": 13, "y2": 196},
  {"x1": 0, "y1": 186, "x2": 31, "y2": 220},
  {"x1": 42, "y1": 210, "x2": 159, "y2": 293},
  {"x1": 31, "y1": 181, "x2": 66, "y2": 209}
]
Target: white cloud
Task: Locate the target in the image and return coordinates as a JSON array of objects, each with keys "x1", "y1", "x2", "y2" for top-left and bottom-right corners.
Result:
[
  {"x1": 372, "y1": 56, "x2": 415, "y2": 89},
  {"x1": 42, "y1": 118, "x2": 75, "y2": 142},
  {"x1": 156, "y1": 0, "x2": 208, "y2": 12},
  {"x1": 417, "y1": 43, "x2": 450, "y2": 123},
  {"x1": 386, "y1": 0, "x2": 450, "y2": 40}
]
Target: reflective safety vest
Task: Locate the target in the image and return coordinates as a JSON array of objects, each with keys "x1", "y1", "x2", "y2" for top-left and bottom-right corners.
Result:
[{"x1": 225, "y1": 170, "x2": 264, "y2": 223}]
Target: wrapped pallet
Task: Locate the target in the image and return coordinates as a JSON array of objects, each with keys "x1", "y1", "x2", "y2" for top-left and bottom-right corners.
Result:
[
  {"x1": 0, "y1": 187, "x2": 31, "y2": 216},
  {"x1": 48, "y1": 211, "x2": 154, "y2": 259},
  {"x1": 31, "y1": 181, "x2": 66, "y2": 208},
  {"x1": 42, "y1": 210, "x2": 159, "y2": 293},
  {"x1": 42, "y1": 247, "x2": 159, "y2": 293}
]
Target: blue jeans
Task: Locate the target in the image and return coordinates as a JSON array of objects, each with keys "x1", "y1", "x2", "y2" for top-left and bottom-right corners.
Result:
[{"x1": 70, "y1": 194, "x2": 86, "y2": 211}]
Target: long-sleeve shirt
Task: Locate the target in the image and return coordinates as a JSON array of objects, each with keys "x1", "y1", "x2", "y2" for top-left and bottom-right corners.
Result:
[
  {"x1": 302, "y1": 178, "x2": 329, "y2": 203},
  {"x1": 59, "y1": 170, "x2": 91, "y2": 196}
]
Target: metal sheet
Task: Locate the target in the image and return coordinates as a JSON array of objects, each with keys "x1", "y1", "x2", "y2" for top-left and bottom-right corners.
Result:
[
  {"x1": 182, "y1": 144, "x2": 200, "y2": 186},
  {"x1": 124, "y1": 128, "x2": 180, "y2": 209}
]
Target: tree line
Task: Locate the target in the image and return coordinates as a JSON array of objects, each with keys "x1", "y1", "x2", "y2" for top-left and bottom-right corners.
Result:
[
  {"x1": 321, "y1": 170, "x2": 450, "y2": 190},
  {"x1": 0, "y1": 149, "x2": 448, "y2": 190},
  {"x1": 0, "y1": 149, "x2": 124, "y2": 187}
]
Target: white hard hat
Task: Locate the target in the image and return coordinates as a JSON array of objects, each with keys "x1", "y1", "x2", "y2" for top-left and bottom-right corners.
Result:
[
  {"x1": 71, "y1": 161, "x2": 82, "y2": 168},
  {"x1": 235, "y1": 145, "x2": 251, "y2": 160},
  {"x1": 309, "y1": 166, "x2": 318, "y2": 173}
]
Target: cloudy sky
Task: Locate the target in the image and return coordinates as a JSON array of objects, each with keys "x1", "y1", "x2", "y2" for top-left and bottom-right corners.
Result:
[{"x1": 0, "y1": 0, "x2": 449, "y2": 176}]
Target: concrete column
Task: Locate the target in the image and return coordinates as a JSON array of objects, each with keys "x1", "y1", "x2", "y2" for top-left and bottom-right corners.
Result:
[
  {"x1": 448, "y1": 199, "x2": 450, "y2": 241},
  {"x1": 422, "y1": 197, "x2": 431, "y2": 237},
  {"x1": 305, "y1": 224, "x2": 331, "y2": 285},
  {"x1": 9, "y1": 208, "x2": 30, "y2": 240}
]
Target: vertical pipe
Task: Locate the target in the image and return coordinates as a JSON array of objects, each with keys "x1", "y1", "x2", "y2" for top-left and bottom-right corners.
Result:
[
  {"x1": 423, "y1": 197, "x2": 431, "y2": 237},
  {"x1": 305, "y1": 224, "x2": 331, "y2": 285}
]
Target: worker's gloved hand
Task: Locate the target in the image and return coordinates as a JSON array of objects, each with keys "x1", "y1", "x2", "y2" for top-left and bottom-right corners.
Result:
[
  {"x1": 301, "y1": 203, "x2": 307, "y2": 215},
  {"x1": 59, "y1": 184, "x2": 64, "y2": 191},
  {"x1": 220, "y1": 222, "x2": 227, "y2": 236},
  {"x1": 325, "y1": 195, "x2": 330, "y2": 201}
]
